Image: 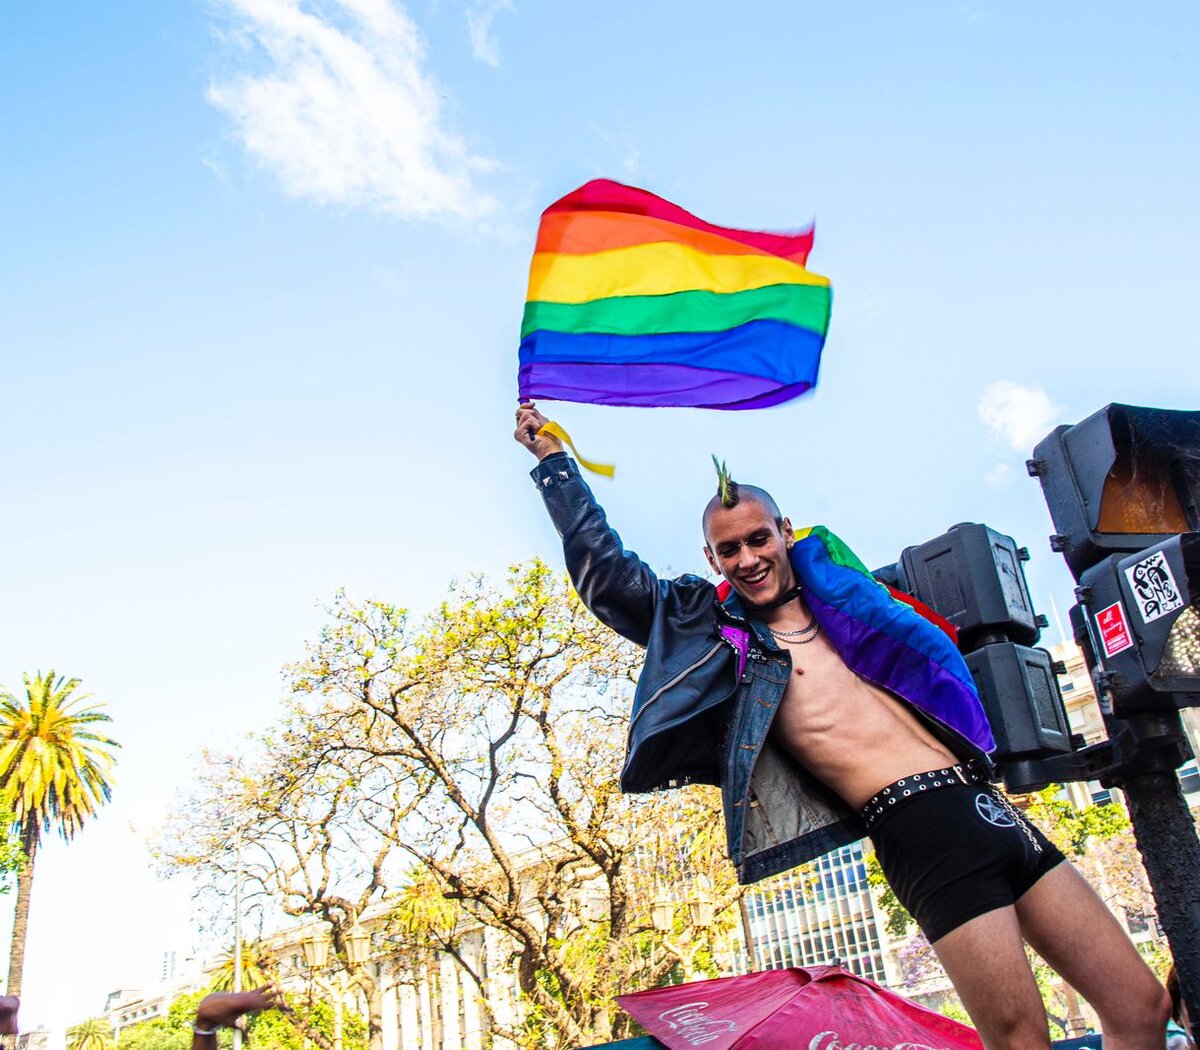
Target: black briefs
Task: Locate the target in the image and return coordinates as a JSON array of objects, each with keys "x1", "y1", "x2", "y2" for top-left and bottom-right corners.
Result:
[{"x1": 867, "y1": 776, "x2": 1066, "y2": 943}]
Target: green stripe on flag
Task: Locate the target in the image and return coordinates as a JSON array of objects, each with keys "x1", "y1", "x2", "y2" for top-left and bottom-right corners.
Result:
[{"x1": 521, "y1": 283, "x2": 831, "y2": 340}]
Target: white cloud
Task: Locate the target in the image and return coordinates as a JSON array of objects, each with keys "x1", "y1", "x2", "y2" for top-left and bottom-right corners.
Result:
[
  {"x1": 985, "y1": 462, "x2": 1013, "y2": 487},
  {"x1": 977, "y1": 380, "x2": 1064, "y2": 454},
  {"x1": 466, "y1": 0, "x2": 513, "y2": 69},
  {"x1": 208, "y1": 0, "x2": 496, "y2": 224},
  {"x1": 587, "y1": 122, "x2": 644, "y2": 181}
]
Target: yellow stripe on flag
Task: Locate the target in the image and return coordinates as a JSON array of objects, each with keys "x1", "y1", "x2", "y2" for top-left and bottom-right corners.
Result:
[{"x1": 527, "y1": 242, "x2": 828, "y2": 304}]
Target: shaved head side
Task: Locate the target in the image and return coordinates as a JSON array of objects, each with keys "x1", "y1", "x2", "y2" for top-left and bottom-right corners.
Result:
[{"x1": 702, "y1": 484, "x2": 784, "y2": 545}]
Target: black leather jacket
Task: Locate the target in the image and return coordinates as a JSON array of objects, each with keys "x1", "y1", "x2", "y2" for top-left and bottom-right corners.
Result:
[{"x1": 532, "y1": 452, "x2": 738, "y2": 791}]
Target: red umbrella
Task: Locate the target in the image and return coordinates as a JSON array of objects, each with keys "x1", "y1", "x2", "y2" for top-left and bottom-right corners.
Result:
[{"x1": 617, "y1": 966, "x2": 983, "y2": 1050}]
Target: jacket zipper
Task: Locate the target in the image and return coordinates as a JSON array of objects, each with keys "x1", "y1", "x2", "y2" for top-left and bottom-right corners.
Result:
[{"x1": 629, "y1": 640, "x2": 726, "y2": 733}]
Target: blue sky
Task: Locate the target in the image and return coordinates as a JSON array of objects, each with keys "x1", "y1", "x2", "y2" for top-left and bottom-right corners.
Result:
[{"x1": 2, "y1": 0, "x2": 1198, "y2": 1032}]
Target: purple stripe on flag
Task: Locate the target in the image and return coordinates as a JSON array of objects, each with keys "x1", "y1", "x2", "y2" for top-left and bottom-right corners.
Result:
[{"x1": 518, "y1": 361, "x2": 814, "y2": 410}]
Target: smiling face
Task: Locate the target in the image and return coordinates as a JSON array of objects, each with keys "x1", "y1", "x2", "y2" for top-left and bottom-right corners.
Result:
[{"x1": 703, "y1": 497, "x2": 796, "y2": 608}]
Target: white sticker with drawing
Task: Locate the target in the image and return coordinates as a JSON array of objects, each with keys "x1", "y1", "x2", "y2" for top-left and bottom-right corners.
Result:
[{"x1": 1124, "y1": 551, "x2": 1185, "y2": 624}]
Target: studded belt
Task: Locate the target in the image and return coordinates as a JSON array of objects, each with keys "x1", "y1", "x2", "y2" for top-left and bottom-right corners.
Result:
[{"x1": 860, "y1": 759, "x2": 990, "y2": 831}]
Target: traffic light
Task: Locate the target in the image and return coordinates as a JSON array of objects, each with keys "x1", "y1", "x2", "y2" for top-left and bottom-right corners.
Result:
[
  {"x1": 876, "y1": 522, "x2": 1073, "y2": 764},
  {"x1": 896, "y1": 523, "x2": 1044, "y2": 649},
  {"x1": 1029, "y1": 403, "x2": 1200, "y2": 578},
  {"x1": 1076, "y1": 535, "x2": 1200, "y2": 711},
  {"x1": 1029, "y1": 404, "x2": 1200, "y2": 716},
  {"x1": 1030, "y1": 405, "x2": 1200, "y2": 1049}
]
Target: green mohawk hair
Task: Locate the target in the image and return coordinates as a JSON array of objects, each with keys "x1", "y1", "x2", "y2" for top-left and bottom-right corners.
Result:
[{"x1": 712, "y1": 454, "x2": 739, "y2": 508}]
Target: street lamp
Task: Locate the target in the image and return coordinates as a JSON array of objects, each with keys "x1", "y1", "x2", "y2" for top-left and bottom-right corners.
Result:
[
  {"x1": 299, "y1": 921, "x2": 366, "y2": 1050},
  {"x1": 688, "y1": 876, "x2": 714, "y2": 931},
  {"x1": 688, "y1": 892, "x2": 714, "y2": 931},
  {"x1": 345, "y1": 921, "x2": 370, "y2": 968},
  {"x1": 300, "y1": 925, "x2": 331, "y2": 970},
  {"x1": 651, "y1": 896, "x2": 674, "y2": 934},
  {"x1": 651, "y1": 891, "x2": 713, "y2": 982}
]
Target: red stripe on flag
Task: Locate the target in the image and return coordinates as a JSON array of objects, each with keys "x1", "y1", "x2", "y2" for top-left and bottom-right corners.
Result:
[{"x1": 542, "y1": 179, "x2": 813, "y2": 264}]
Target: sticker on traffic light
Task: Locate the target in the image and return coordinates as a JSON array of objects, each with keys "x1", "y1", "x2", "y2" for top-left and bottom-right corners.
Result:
[
  {"x1": 1078, "y1": 534, "x2": 1200, "y2": 711},
  {"x1": 1096, "y1": 601, "x2": 1134, "y2": 657},
  {"x1": 1125, "y1": 550, "x2": 1185, "y2": 623}
]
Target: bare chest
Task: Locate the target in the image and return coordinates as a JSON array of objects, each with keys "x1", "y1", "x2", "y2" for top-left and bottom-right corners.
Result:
[
  {"x1": 773, "y1": 630, "x2": 875, "y2": 725},
  {"x1": 767, "y1": 628, "x2": 957, "y2": 805}
]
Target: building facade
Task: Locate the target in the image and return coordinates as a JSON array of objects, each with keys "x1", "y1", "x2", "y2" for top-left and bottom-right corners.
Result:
[{"x1": 741, "y1": 841, "x2": 896, "y2": 985}]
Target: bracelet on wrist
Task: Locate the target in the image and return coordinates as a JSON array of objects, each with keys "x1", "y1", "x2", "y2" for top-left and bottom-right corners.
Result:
[{"x1": 192, "y1": 1025, "x2": 219, "y2": 1035}]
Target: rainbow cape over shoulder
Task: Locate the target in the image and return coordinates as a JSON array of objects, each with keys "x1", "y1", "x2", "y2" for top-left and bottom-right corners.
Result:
[
  {"x1": 518, "y1": 180, "x2": 832, "y2": 410},
  {"x1": 718, "y1": 527, "x2": 996, "y2": 754}
]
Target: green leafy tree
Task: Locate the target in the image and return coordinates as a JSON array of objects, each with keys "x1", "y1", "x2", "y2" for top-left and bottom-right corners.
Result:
[
  {"x1": 0, "y1": 671, "x2": 118, "y2": 996},
  {"x1": 0, "y1": 804, "x2": 25, "y2": 898},
  {"x1": 160, "y1": 564, "x2": 743, "y2": 1049},
  {"x1": 66, "y1": 1017, "x2": 114, "y2": 1050},
  {"x1": 165, "y1": 990, "x2": 205, "y2": 1030},
  {"x1": 288, "y1": 566, "x2": 742, "y2": 1048},
  {"x1": 158, "y1": 732, "x2": 409, "y2": 1050},
  {"x1": 115, "y1": 1020, "x2": 189, "y2": 1050},
  {"x1": 1023, "y1": 786, "x2": 1132, "y2": 856}
]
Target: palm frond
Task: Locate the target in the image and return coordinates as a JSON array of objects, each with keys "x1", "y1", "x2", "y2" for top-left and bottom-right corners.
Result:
[{"x1": 0, "y1": 670, "x2": 119, "y2": 845}]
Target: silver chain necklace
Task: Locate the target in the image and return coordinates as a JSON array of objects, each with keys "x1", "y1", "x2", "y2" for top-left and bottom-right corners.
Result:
[
  {"x1": 772, "y1": 624, "x2": 821, "y2": 645},
  {"x1": 769, "y1": 616, "x2": 819, "y2": 640}
]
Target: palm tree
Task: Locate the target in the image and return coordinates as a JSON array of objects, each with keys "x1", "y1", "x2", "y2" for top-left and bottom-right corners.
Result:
[
  {"x1": 66, "y1": 1017, "x2": 114, "y2": 1050},
  {"x1": 208, "y1": 941, "x2": 271, "y2": 992},
  {"x1": 0, "y1": 671, "x2": 118, "y2": 997}
]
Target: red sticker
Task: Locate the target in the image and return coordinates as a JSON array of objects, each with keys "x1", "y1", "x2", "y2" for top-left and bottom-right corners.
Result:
[{"x1": 1096, "y1": 601, "x2": 1134, "y2": 657}]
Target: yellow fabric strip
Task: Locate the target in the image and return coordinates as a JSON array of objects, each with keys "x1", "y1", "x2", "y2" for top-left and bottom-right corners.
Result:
[
  {"x1": 538, "y1": 421, "x2": 616, "y2": 478},
  {"x1": 527, "y1": 242, "x2": 830, "y2": 304}
]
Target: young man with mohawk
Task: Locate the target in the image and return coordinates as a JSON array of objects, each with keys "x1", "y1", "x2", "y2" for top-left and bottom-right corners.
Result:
[{"x1": 515, "y1": 401, "x2": 1169, "y2": 1050}]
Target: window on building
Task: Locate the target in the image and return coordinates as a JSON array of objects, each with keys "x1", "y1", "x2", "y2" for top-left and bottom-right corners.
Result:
[
  {"x1": 1179, "y1": 760, "x2": 1200, "y2": 797},
  {"x1": 1088, "y1": 782, "x2": 1113, "y2": 806},
  {"x1": 1126, "y1": 911, "x2": 1150, "y2": 934},
  {"x1": 743, "y1": 841, "x2": 887, "y2": 983}
]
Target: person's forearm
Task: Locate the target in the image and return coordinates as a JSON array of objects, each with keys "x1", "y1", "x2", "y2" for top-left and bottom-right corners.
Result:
[{"x1": 531, "y1": 453, "x2": 659, "y2": 645}]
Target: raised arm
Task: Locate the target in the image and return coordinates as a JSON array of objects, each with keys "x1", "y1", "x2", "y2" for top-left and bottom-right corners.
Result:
[
  {"x1": 191, "y1": 985, "x2": 286, "y2": 1049},
  {"x1": 515, "y1": 402, "x2": 659, "y2": 646}
]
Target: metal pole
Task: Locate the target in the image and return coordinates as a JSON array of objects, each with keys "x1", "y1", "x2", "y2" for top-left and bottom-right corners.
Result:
[
  {"x1": 1120, "y1": 766, "x2": 1200, "y2": 1030},
  {"x1": 333, "y1": 974, "x2": 345, "y2": 1050},
  {"x1": 232, "y1": 824, "x2": 244, "y2": 1050},
  {"x1": 738, "y1": 896, "x2": 759, "y2": 973}
]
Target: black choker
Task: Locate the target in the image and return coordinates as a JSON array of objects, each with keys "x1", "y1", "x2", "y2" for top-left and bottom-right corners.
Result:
[{"x1": 758, "y1": 582, "x2": 803, "y2": 610}]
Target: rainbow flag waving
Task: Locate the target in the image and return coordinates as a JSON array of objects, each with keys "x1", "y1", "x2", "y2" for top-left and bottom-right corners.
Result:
[{"x1": 519, "y1": 179, "x2": 832, "y2": 410}]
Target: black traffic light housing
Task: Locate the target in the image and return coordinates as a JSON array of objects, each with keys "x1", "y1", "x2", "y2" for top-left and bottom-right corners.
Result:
[
  {"x1": 897, "y1": 523, "x2": 1044, "y2": 648},
  {"x1": 876, "y1": 522, "x2": 1073, "y2": 771},
  {"x1": 1029, "y1": 403, "x2": 1200, "y2": 579},
  {"x1": 1029, "y1": 403, "x2": 1200, "y2": 717},
  {"x1": 1076, "y1": 533, "x2": 1200, "y2": 713}
]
